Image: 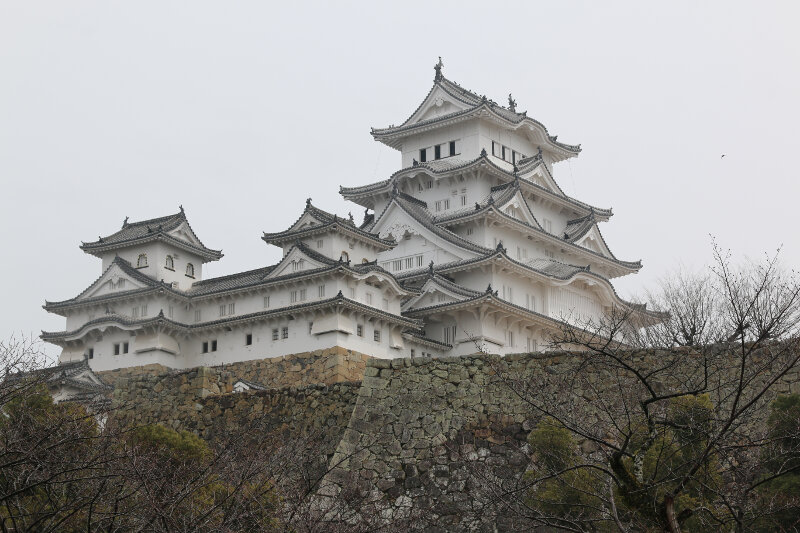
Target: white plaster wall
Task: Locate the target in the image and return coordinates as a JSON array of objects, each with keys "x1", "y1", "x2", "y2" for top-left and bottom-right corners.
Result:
[{"x1": 399, "y1": 121, "x2": 481, "y2": 168}]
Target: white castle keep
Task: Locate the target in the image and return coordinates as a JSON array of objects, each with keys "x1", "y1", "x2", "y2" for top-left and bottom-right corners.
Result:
[{"x1": 43, "y1": 61, "x2": 644, "y2": 371}]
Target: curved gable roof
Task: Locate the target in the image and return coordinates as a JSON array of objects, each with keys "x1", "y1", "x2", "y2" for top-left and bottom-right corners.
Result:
[{"x1": 81, "y1": 208, "x2": 222, "y2": 261}]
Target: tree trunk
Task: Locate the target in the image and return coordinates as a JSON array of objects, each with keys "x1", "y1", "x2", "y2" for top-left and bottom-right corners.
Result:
[{"x1": 664, "y1": 495, "x2": 681, "y2": 533}]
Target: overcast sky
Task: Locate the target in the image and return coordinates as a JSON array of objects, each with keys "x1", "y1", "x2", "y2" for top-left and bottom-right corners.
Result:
[{"x1": 1, "y1": 1, "x2": 798, "y2": 359}]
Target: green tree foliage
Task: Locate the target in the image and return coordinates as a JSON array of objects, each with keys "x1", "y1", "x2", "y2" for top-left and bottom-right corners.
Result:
[
  {"x1": 526, "y1": 418, "x2": 611, "y2": 531},
  {"x1": 751, "y1": 394, "x2": 800, "y2": 532}
]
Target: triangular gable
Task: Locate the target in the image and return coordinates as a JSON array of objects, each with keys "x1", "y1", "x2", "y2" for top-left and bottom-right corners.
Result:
[
  {"x1": 573, "y1": 225, "x2": 614, "y2": 258},
  {"x1": 520, "y1": 165, "x2": 561, "y2": 195},
  {"x1": 402, "y1": 277, "x2": 475, "y2": 312},
  {"x1": 167, "y1": 221, "x2": 206, "y2": 249},
  {"x1": 496, "y1": 190, "x2": 541, "y2": 229},
  {"x1": 370, "y1": 201, "x2": 481, "y2": 262},
  {"x1": 406, "y1": 85, "x2": 473, "y2": 125},
  {"x1": 79, "y1": 261, "x2": 154, "y2": 301},
  {"x1": 263, "y1": 245, "x2": 332, "y2": 280},
  {"x1": 287, "y1": 210, "x2": 331, "y2": 233}
]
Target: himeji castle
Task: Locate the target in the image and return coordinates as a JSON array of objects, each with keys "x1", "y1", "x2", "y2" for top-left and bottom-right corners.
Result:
[{"x1": 43, "y1": 60, "x2": 644, "y2": 371}]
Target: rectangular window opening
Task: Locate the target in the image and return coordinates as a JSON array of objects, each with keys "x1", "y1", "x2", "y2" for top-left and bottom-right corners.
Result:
[{"x1": 245, "y1": 333, "x2": 253, "y2": 346}]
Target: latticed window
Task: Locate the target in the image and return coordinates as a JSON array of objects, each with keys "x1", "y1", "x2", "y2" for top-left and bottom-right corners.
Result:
[
  {"x1": 137, "y1": 254, "x2": 148, "y2": 268},
  {"x1": 165, "y1": 255, "x2": 174, "y2": 269},
  {"x1": 186, "y1": 263, "x2": 195, "y2": 277}
]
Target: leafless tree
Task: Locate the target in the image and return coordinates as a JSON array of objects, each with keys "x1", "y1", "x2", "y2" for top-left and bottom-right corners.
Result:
[{"x1": 471, "y1": 244, "x2": 800, "y2": 532}]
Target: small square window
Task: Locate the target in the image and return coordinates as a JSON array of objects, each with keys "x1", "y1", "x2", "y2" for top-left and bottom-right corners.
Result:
[
  {"x1": 272, "y1": 329, "x2": 279, "y2": 341},
  {"x1": 245, "y1": 333, "x2": 253, "y2": 346},
  {"x1": 281, "y1": 327, "x2": 289, "y2": 339}
]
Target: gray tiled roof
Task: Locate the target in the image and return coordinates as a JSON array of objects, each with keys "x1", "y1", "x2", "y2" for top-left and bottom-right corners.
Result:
[
  {"x1": 340, "y1": 153, "x2": 612, "y2": 218},
  {"x1": 370, "y1": 74, "x2": 581, "y2": 155},
  {"x1": 81, "y1": 208, "x2": 222, "y2": 260},
  {"x1": 263, "y1": 199, "x2": 395, "y2": 249},
  {"x1": 42, "y1": 293, "x2": 423, "y2": 341},
  {"x1": 361, "y1": 190, "x2": 493, "y2": 255}
]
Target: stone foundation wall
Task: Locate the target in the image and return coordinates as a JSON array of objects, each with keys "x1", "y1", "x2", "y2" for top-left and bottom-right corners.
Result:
[
  {"x1": 98, "y1": 347, "x2": 369, "y2": 390},
  {"x1": 321, "y1": 351, "x2": 800, "y2": 531}
]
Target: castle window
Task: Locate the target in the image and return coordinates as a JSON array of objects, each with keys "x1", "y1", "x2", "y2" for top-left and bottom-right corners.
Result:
[
  {"x1": 272, "y1": 329, "x2": 279, "y2": 341},
  {"x1": 195, "y1": 309, "x2": 201, "y2": 322},
  {"x1": 365, "y1": 293, "x2": 372, "y2": 305},
  {"x1": 392, "y1": 259, "x2": 402, "y2": 271},
  {"x1": 466, "y1": 227, "x2": 473, "y2": 236},
  {"x1": 544, "y1": 249, "x2": 555, "y2": 259},
  {"x1": 435, "y1": 200, "x2": 442, "y2": 212},
  {"x1": 461, "y1": 195, "x2": 467, "y2": 206},
  {"x1": 228, "y1": 302, "x2": 235, "y2": 315},
  {"x1": 137, "y1": 254, "x2": 148, "y2": 268},
  {"x1": 264, "y1": 296, "x2": 270, "y2": 308},
  {"x1": 219, "y1": 304, "x2": 226, "y2": 317},
  {"x1": 449, "y1": 141, "x2": 456, "y2": 156},
  {"x1": 211, "y1": 340, "x2": 217, "y2": 352},
  {"x1": 141, "y1": 304, "x2": 147, "y2": 316},
  {"x1": 185, "y1": 263, "x2": 195, "y2": 278},
  {"x1": 427, "y1": 180, "x2": 432, "y2": 189},
  {"x1": 202, "y1": 341, "x2": 208, "y2": 353},
  {"x1": 168, "y1": 306, "x2": 174, "y2": 318},
  {"x1": 443, "y1": 325, "x2": 457, "y2": 345},
  {"x1": 373, "y1": 329, "x2": 381, "y2": 342},
  {"x1": 87, "y1": 348, "x2": 94, "y2": 359},
  {"x1": 416, "y1": 255, "x2": 423, "y2": 267},
  {"x1": 290, "y1": 291, "x2": 298, "y2": 303},
  {"x1": 114, "y1": 343, "x2": 120, "y2": 355},
  {"x1": 123, "y1": 342, "x2": 129, "y2": 353},
  {"x1": 340, "y1": 251, "x2": 349, "y2": 262},
  {"x1": 411, "y1": 349, "x2": 415, "y2": 358},
  {"x1": 357, "y1": 324, "x2": 363, "y2": 337},
  {"x1": 281, "y1": 327, "x2": 289, "y2": 339},
  {"x1": 318, "y1": 284, "x2": 325, "y2": 297},
  {"x1": 165, "y1": 255, "x2": 174, "y2": 270},
  {"x1": 404, "y1": 257, "x2": 413, "y2": 269},
  {"x1": 299, "y1": 289, "x2": 307, "y2": 301},
  {"x1": 245, "y1": 333, "x2": 252, "y2": 346},
  {"x1": 443, "y1": 199, "x2": 450, "y2": 210},
  {"x1": 317, "y1": 239, "x2": 323, "y2": 249},
  {"x1": 132, "y1": 306, "x2": 139, "y2": 318},
  {"x1": 507, "y1": 331, "x2": 514, "y2": 347},
  {"x1": 419, "y1": 148, "x2": 427, "y2": 163},
  {"x1": 434, "y1": 145, "x2": 441, "y2": 160},
  {"x1": 117, "y1": 279, "x2": 126, "y2": 289}
]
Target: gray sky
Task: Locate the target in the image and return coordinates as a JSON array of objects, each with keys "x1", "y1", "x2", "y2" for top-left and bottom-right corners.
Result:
[{"x1": 1, "y1": 1, "x2": 798, "y2": 359}]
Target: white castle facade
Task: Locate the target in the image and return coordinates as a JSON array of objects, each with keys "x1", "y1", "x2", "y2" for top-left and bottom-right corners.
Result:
[{"x1": 43, "y1": 61, "x2": 644, "y2": 372}]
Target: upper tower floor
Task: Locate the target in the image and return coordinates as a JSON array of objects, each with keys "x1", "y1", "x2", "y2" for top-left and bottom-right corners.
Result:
[
  {"x1": 79, "y1": 207, "x2": 222, "y2": 291},
  {"x1": 370, "y1": 58, "x2": 581, "y2": 174}
]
